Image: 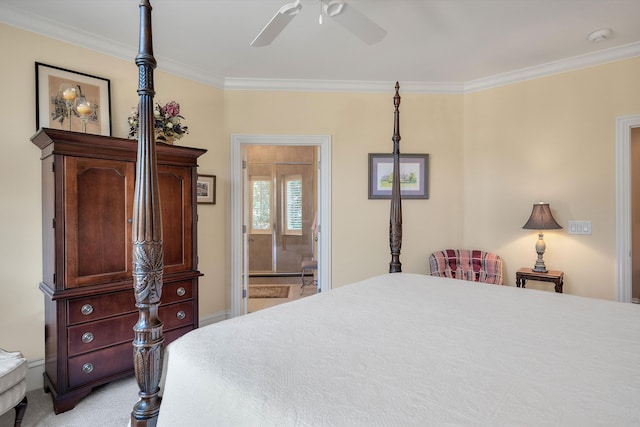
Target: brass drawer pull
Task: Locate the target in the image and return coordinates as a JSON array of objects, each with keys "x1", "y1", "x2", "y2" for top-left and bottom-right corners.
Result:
[
  {"x1": 81, "y1": 332, "x2": 95, "y2": 344},
  {"x1": 82, "y1": 363, "x2": 94, "y2": 374},
  {"x1": 81, "y1": 304, "x2": 94, "y2": 315},
  {"x1": 176, "y1": 310, "x2": 186, "y2": 320},
  {"x1": 176, "y1": 287, "x2": 186, "y2": 297}
]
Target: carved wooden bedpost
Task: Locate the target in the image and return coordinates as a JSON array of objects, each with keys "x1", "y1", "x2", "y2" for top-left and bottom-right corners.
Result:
[
  {"x1": 131, "y1": 1, "x2": 164, "y2": 425},
  {"x1": 389, "y1": 82, "x2": 402, "y2": 273}
]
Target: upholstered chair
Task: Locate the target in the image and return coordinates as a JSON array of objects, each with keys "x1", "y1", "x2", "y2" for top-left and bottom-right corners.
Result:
[
  {"x1": 428, "y1": 249, "x2": 503, "y2": 285},
  {"x1": 0, "y1": 349, "x2": 28, "y2": 426}
]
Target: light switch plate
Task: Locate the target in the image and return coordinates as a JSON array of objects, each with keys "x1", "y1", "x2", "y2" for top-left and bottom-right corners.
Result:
[{"x1": 568, "y1": 220, "x2": 591, "y2": 235}]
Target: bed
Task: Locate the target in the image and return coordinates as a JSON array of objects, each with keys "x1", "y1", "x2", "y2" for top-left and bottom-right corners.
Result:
[
  {"x1": 129, "y1": 2, "x2": 640, "y2": 426},
  {"x1": 156, "y1": 273, "x2": 640, "y2": 426}
]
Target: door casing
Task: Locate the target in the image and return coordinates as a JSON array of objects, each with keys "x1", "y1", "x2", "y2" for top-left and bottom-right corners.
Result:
[
  {"x1": 615, "y1": 114, "x2": 640, "y2": 302},
  {"x1": 231, "y1": 134, "x2": 332, "y2": 317}
]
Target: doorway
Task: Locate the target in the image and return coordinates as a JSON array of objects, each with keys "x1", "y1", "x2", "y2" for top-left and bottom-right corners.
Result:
[
  {"x1": 615, "y1": 114, "x2": 640, "y2": 302},
  {"x1": 231, "y1": 135, "x2": 332, "y2": 317}
]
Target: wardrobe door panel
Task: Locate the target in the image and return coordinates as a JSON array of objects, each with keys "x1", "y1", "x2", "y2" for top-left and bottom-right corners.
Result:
[
  {"x1": 158, "y1": 165, "x2": 193, "y2": 273},
  {"x1": 64, "y1": 157, "x2": 134, "y2": 288}
]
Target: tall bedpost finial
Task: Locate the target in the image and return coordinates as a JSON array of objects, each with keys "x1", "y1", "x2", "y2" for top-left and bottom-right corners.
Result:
[
  {"x1": 131, "y1": 0, "x2": 164, "y2": 426},
  {"x1": 389, "y1": 82, "x2": 402, "y2": 273}
]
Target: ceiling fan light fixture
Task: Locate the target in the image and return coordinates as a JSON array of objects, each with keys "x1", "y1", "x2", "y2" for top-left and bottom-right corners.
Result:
[
  {"x1": 323, "y1": 0, "x2": 345, "y2": 17},
  {"x1": 251, "y1": 0, "x2": 385, "y2": 47},
  {"x1": 280, "y1": 0, "x2": 302, "y2": 17}
]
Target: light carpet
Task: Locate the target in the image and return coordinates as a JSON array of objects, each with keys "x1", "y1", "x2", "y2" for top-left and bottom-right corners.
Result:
[{"x1": 0, "y1": 376, "x2": 137, "y2": 427}]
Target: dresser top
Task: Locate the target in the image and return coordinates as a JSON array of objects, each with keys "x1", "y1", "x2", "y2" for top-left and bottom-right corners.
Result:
[{"x1": 31, "y1": 128, "x2": 207, "y2": 165}]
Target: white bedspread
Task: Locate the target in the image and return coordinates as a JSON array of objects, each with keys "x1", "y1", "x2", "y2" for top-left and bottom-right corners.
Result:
[{"x1": 157, "y1": 273, "x2": 640, "y2": 426}]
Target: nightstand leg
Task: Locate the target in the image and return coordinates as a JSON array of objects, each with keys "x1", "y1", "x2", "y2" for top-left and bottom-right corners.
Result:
[{"x1": 555, "y1": 279, "x2": 563, "y2": 293}]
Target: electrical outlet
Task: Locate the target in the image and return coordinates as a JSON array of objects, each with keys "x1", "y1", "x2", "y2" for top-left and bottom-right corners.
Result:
[{"x1": 568, "y1": 220, "x2": 592, "y2": 235}]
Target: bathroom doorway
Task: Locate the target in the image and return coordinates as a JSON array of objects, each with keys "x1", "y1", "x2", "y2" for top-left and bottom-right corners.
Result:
[{"x1": 231, "y1": 135, "x2": 332, "y2": 317}]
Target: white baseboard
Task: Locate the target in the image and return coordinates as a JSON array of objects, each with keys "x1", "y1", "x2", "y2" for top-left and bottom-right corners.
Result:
[
  {"x1": 25, "y1": 310, "x2": 229, "y2": 392},
  {"x1": 26, "y1": 358, "x2": 45, "y2": 392},
  {"x1": 199, "y1": 309, "x2": 229, "y2": 327}
]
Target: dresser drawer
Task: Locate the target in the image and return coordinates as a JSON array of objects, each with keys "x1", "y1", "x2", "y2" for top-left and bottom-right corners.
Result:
[
  {"x1": 69, "y1": 299, "x2": 194, "y2": 356},
  {"x1": 162, "y1": 280, "x2": 193, "y2": 304},
  {"x1": 68, "y1": 312, "x2": 138, "y2": 357},
  {"x1": 67, "y1": 281, "x2": 191, "y2": 326},
  {"x1": 159, "y1": 301, "x2": 194, "y2": 331},
  {"x1": 67, "y1": 308, "x2": 194, "y2": 387},
  {"x1": 67, "y1": 341, "x2": 133, "y2": 388},
  {"x1": 67, "y1": 290, "x2": 135, "y2": 325}
]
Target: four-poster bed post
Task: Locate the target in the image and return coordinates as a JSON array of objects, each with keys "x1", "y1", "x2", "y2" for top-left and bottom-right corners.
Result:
[
  {"x1": 128, "y1": 0, "x2": 403, "y2": 417},
  {"x1": 131, "y1": 0, "x2": 164, "y2": 425},
  {"x1": 389, "y1": 82, "x2": 402, "y2": 273}
]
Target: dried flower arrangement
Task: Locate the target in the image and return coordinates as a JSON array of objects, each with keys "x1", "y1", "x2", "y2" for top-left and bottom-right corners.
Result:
[{"x1": 128, "y1": 100, "x2": 188, "y2": 143}]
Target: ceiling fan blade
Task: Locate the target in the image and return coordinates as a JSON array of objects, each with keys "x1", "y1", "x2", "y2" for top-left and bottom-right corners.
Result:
[
  {"x1": 329, "y1": 2, "x2": 386, "y2": 45},
  {"x1": 250, "y1": 1, "x2": 302, "y2": 47}
]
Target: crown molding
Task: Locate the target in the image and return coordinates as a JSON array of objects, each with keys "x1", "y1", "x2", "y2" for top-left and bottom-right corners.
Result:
[
  {"x1": 159, "y1": 57, "x2": 226, "y2": 88},
  {"x1": 223, "y1": 78, "x2": 465, "y2": 94},
  {"x1": 0, "y1": 5, "x2": 137, "y2": 68},
  {"x1": 2, "y1": 4, "x2": 639, "y2": 95},
  {"x1": 0, "y1": 4, "x2": 225, "y2": 88},
  {"x1": 464, "y1": 41, "x2": 640, "y2": 93}
]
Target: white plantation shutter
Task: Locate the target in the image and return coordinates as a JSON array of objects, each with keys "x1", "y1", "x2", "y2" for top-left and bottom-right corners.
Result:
[
  {"x1": 285, "y1": 175, "x2": 302, "y2": 235},
  {"x1": 251, "y1": 178, "x2": 271, "y2": 233}
]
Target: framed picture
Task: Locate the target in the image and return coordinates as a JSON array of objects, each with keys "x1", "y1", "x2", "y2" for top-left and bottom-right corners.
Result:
[
  {"x1": 368, "y1": 153, "x2": 429, "y2": 199},
  {"x1": 197, "y1": 175, "x2": 216, "y2": 204},
  {"x1": 35, "y1": 62, "x2": 112, "y2": 136}
]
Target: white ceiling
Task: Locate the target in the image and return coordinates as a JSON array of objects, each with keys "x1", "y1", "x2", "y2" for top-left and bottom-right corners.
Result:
[{"x1": 2, "y1": 0, "x2": 640, "y2": 92}]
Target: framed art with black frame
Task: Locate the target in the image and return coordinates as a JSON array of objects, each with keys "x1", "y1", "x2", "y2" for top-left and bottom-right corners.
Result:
[
  {"x1": 35, "y1": 62, "x2": 112, "y2": 136},
  {"x1": 368, "y1": 153, "x2": 429, "y2": 199}
]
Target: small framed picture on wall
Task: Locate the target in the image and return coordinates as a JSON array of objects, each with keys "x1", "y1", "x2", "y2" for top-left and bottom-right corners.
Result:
[
  {"x1": 368, "y1": 153, "x2": 429, "y2": 199},
  {"x1": 197, "y1": 175, "x2": 216, "y2": 204}
]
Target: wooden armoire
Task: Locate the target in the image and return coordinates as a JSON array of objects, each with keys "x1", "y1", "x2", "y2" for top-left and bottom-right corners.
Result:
[{"x1": 31, "y1": 128, "x2": 206, "y2": 413}]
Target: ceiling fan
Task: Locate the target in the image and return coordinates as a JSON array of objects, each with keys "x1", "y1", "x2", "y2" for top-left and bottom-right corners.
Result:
[{"x1": 250, "y1": 0, "x2": 387, "y2": 47}]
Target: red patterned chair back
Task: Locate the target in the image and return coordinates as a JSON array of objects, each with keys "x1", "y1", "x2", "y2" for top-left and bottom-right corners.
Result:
[{"x1": 428, "y1": 249, "x2": 503, "y2": 285}]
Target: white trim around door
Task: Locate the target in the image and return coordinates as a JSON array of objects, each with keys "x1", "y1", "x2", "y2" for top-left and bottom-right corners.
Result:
[
  {"x1": 615, "y1": 114, "x2": 640, "y2": 302},
  {"x1": 231, "y1": 134, "x2": 332, "y2": 317}
]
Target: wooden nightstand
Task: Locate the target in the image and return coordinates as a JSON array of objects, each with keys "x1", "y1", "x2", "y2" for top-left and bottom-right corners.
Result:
[{"x1": 515, "y1": 268, "x2": 564, "y2": 293}]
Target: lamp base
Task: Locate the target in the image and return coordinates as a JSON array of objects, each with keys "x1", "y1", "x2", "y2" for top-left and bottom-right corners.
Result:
[
  {"x1": 532, "y1": 265, "x2": 548, "y2": 273},
  {"x1": 533, "y1": 232, "x2": 548, "y2": 273}
]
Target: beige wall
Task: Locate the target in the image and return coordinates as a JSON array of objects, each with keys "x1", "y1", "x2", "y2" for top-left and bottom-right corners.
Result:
[
  {"x1": 1, "y1": 22, "x2": 639, "y2": 362},
  {"x1": 223, "y1": 90, "x2": 465, "y2": 287},
  {"x1": 464, "y1": 59, "x2": 640, "y2": 298}
]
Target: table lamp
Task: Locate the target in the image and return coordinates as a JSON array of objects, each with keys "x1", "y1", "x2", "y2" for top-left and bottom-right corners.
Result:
[{"x1": 522, "y1": 202, "x2": 562, "y2": 273}]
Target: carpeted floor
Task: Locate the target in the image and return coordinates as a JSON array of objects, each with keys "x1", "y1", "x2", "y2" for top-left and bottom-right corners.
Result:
[{"x1": 0, "y1": 376, "x2": 137, "y2": 427}]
